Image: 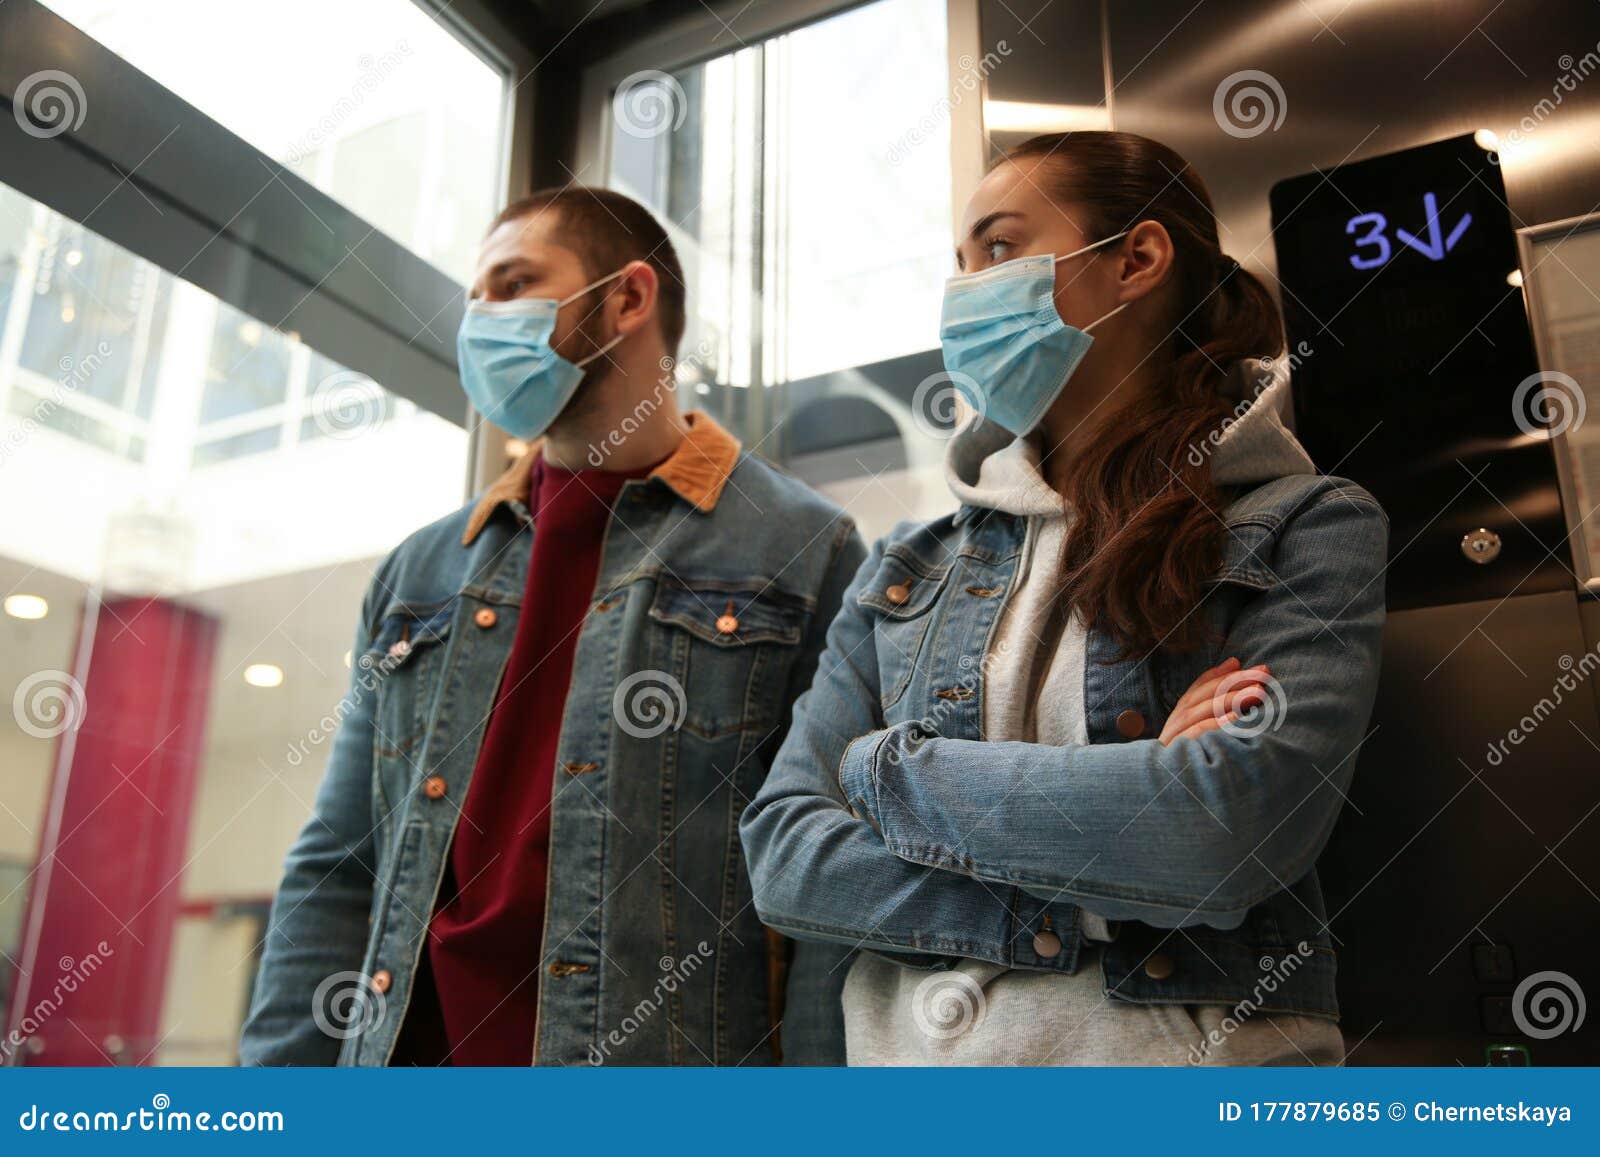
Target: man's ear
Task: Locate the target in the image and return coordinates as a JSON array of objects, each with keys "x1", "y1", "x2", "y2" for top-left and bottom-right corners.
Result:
[{"x1": 612, "y1": 260, "x2": 660, "y2": 338}]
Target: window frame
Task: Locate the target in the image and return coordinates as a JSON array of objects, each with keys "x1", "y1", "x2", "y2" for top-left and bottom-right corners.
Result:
[{"x1": 573, "y1": 0, "x2": 986, "y2": 463}]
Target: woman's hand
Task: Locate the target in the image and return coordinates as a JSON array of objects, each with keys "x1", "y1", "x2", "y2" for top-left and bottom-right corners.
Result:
[{"x1": 1157, "y1": 656, "x2": 1273, "y2": 745}]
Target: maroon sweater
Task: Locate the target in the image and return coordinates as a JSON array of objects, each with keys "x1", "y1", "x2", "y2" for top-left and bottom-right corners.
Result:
[{"x1": 407, "y1": 456, "x2": 644, "y2": 1065}]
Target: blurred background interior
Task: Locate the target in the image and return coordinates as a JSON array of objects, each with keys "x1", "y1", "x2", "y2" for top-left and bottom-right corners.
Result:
[{"x1": 1, "y1": 0, "x2": 1598, "y2": 1066}]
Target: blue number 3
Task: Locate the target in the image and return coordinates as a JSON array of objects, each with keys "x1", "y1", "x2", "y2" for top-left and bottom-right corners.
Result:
[{"x1": 1346, "y1": 212, "x2": 1390, "y2": 270}]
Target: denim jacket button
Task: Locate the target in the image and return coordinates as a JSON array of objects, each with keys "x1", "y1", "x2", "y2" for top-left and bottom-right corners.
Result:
[
  {"x1": 885, "y1": 581, "x2": 911, "y2": 605},
  {"x1": 1115, "y1": 709, "x2": 1145, "y2": 739},
  {"x1": 716, "y1": 600, "x2": 739, "y2": 634},
  {"x1": 371, "y1": 969, "x2": 393, "y2": 994},
  {"x1": 422, "y1": 776, "x2": 447, "y2": 800},
  {"x1": 474, "y1": 607, "x2": 498, "y2": 629},
  {"x1": 1144, "y1": 952, "x2": 1176, "y2": 980},
  {"x1": 1032, "y1": 930, "x2": 1063, "y2": 958}
]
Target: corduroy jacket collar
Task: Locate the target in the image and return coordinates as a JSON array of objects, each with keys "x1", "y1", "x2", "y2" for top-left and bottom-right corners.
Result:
[{"x1": 461, "y1": 410, "x2": 742, "y2": 545}]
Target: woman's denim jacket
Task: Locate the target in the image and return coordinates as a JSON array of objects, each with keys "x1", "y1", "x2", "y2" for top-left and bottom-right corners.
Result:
[
  {"x1": 240, "y1": 414, "x2": 866, "y2": 1066},
  {"x1": 742, "y1": 471, "x2": 1388, "y2": 1019}
]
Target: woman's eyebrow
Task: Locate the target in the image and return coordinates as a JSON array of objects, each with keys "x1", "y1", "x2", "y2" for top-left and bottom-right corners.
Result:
[
  {"x1": 955, "y1": 210, "x2": 1026, "y2": 267},
  {"x1": 964, "y1": 210, "x2": 1024, "y2": 245}
]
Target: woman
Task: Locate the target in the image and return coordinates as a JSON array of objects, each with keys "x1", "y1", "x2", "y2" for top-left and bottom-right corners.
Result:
[{"x1": 740, "y1": 131, "x2": 1388, "y2": 1065}]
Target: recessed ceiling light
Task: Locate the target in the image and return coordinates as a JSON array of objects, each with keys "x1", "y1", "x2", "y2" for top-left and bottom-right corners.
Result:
[
  {"x1": 4, "y1": 594, "x2": 48, "y2": 620},
  {"x1": 1506, "y1": 269, "x2": 1524, "y2": 288},
  {"x1": 244, "y1": 663, "x2": 284, "y2": 688},
  {"x1": 1474, "y1": 128, "x2": 1501, "y2": 152}
]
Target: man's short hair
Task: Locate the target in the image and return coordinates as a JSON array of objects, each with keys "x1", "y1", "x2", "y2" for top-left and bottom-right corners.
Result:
[{"x1": 488, "y1": 187, "x2": 686, "y2": 355}]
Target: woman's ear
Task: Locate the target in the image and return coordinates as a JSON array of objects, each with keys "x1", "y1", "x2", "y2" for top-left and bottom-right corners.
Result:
[
  {"x1": 612, "y1": 260, "x2": 660, "y2": 338},
  {"x1": 1119, "y1": 219, "x2": 1176, "y2": 299}
]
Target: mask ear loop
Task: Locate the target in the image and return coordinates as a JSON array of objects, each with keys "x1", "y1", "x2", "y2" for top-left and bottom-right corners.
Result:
[
  {"x1": 559, "y1": 263, "x2": 636, "y2": 368},
  {"x1": 1052, "y1": 230, "x2": 1133, "y2": 334},
  {"x1": 1051, "y1": 229, "x2": 1129, "y2": 266},
  {"x1": 558, "y1": 263, "x2": 632, "y2": 307}
]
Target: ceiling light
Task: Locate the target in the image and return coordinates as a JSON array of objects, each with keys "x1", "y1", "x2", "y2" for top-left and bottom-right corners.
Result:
[
  {"x1": 244, "y1": 663, "x2": 284, "y2": 688},
  {"x1": 4, "y1": 594, "x2": 48, "y2": 620}
]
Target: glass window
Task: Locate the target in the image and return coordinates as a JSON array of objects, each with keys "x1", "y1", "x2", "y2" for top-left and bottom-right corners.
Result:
[
  {"x1": 0, "y1": 180, "x2": 469, "y2": 1065},
  {"x1": 608, "y1": 0, "x2": 952, "y2": 387},
  {"x1": 37, "y1": 0, "x2": 507, "y2": 284},
  {"x1": 200, "y1": 311, "x2": 294, "y2": 425}
]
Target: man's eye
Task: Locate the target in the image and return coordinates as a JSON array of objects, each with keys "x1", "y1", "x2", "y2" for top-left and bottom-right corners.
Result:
[{"x1": 506, "y1": 279, "x2": 530, "y2": 295}]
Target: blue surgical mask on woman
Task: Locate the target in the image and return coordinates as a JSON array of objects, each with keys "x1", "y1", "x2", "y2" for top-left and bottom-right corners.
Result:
[
  {"x1": 456, "y1": 267, "x2": 629, "y2": 440},
  {"x1": 939, "y1": 230, "x2": 1130, "y2": 436}
]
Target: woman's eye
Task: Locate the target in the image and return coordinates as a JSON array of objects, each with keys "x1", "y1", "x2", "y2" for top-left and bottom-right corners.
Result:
[{"x1": 984, "y1": 238, "x2": 1013, "y2": 261}]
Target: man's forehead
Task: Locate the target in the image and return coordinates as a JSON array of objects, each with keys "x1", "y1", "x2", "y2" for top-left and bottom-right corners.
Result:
[{"x1": 480, "y1": 211, "x2": 574, "y2": 266}]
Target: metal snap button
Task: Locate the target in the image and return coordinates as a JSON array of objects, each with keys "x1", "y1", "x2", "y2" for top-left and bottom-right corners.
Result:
[
  {"x1": 885, "y1": 581, "x2": 911, "y2": 605},
  {"x1": 422, "y1": 776, "x2": 447, "y2": 800},
  {"x1": 1115, "y1": 709, "x2": 1145, "y2": 739},
  {"x1": 716, "y1": 599, "x2": 739, "y2": 634},
  {"x1": 371, "y1": 969, "x2": 393, "y2": 994},
  {"x1": 1032, "y1": 929, "x2": 1063, "y2": 958},
  {"x1": 474, "y1": 607, "x2": 498, "y2": 628},
  {"x1": 1144, "y1": 952, "x2": 1176, "y2": 980}
]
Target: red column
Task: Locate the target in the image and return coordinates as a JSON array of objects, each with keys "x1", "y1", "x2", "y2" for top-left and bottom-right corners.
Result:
[{"x1": 7, "y1": 595, "x2": 218, "y2": 1066}]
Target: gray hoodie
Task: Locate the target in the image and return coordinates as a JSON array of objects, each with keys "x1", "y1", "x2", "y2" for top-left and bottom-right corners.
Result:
[{"x1": 841, "y1": 359, "x2": 1346, "y2": 1066}]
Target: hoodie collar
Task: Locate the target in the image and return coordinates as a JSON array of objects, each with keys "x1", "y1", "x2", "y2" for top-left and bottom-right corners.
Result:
[
  {"x1": 462, "y1": 410, "x2": 741, "y2": 546},
  {"x1": 943, "y1": 357, "x2": 1316, "y2": 518}
]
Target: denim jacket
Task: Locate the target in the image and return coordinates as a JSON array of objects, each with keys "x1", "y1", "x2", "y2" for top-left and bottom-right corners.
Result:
[
  {"x1": 741, "y1": 466, "x2": 1388, "y2": 1019},
  {"x1": 241, "y1": 413, "x2": 866, "y2": 1066}
]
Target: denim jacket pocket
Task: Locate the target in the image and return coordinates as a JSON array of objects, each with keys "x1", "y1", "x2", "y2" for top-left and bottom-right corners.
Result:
[
  {"x1": 855, "y1": 547, "x2": 952, "y2": 712},
  {"x1": 370, "y1": 600, "x2": 457, "y2": 801},
  {"x1": 647, "y1": 579, "x2": 809, "y2": 739}
]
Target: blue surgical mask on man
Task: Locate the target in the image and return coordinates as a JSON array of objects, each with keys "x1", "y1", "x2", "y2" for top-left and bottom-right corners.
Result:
[
  {"x1": 456, "y1": 267, "x2": 629, "y2": 440},
  {"x1": 939, "y1": 230, "x2": 1130, "y2": 436}
]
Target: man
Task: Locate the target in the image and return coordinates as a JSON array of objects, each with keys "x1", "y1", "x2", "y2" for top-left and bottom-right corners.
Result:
[{"x1": 240, "y1": 188, "x2": 865, "y2": 1066}]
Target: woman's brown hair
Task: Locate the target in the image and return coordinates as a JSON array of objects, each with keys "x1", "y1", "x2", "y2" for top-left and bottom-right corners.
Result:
[{"x1": 1002, "y1": 131, "x2": 1286, "y2": 658}]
